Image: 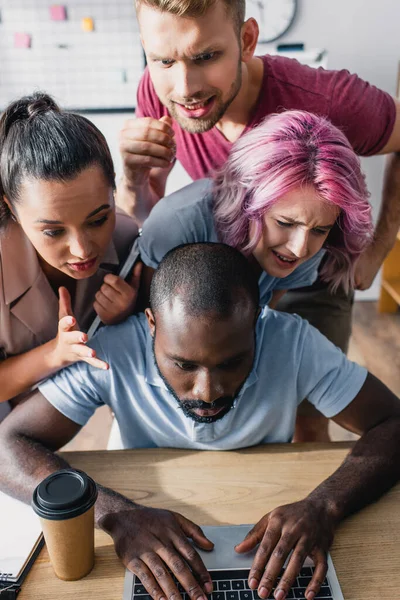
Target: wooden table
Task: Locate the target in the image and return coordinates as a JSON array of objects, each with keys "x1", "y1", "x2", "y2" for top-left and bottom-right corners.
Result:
[{"x1": 20, "y1": 443, "x2": 400, "y2": 600}]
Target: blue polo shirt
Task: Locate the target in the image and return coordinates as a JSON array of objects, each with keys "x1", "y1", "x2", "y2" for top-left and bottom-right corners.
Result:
[
  {"x1": 39, "y1": 308, "x2": 367, "y2": 450},
  {"x1": 138, "y1": 179, "x2": 325, "y2": 306}
]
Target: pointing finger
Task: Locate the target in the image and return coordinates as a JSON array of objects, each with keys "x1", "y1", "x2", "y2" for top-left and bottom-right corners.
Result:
[{"x1": 58, "y1": 286, "x2": 73, "y2": 320}]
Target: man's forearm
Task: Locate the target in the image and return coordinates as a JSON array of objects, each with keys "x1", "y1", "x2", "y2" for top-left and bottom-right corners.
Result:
[
  {"x1": 307, "y1": 416, "x2": 400, "y2": 523},
  {"x1": 373, "y1": 152, "x2": 400, "y2": 255},
  {"x1": 0, "y1": 433, "x2": 70, "y2": 504},
  {"x1": 0, "y1": 432, "x2": 137, "y2": 529}
]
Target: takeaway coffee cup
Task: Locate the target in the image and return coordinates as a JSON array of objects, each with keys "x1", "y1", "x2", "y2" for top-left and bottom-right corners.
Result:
[{"x1": 32, "y1": 468, "x2": 98, "y2": 580}]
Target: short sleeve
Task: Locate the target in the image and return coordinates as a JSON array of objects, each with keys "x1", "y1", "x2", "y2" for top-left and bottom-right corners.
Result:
[
  {"x1": 273, "y1": 249, "x2": 324, "y2": 291},
  {"x1": 139, "y1": 202, "x2": 189, "y2": 269},
  {"x1": 328, "y1": 70, "x2": 396, "y2": 156},
  {"x1": 39, "y1": 335, "x2": 110, "y2": 426},
  {"x1": 296, "y1": 319, "x2": 368, "y2": 417},
  {"x1": 136, "y1": 68, "x2": 166, "y2": 119},
  {"x1": 39, "y1": 315, "x2": 150, "y2": 427},
  {"x1": 139, "y1": 180, "x2": 215, "y2": 269}
]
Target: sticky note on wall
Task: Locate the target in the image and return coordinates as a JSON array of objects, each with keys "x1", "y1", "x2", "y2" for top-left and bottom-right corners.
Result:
[
  {"x1": 14, "y1": 33, "x2": 31, "y2": 48},
  {"x1": 50, "y1": 5, "x2": 67, "y2": 21},
  {"x1": 81, "y1": 17, "x2": 94, "y2": 32}
]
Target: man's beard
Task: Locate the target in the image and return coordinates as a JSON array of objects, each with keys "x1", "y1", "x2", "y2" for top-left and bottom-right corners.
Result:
[
  {"x1": 152, "y1": 340, "x2": 238, "y2": 424},
  {"x1": 163, "y1": 59, "x2": 242, "y2": 134},
  {"x1": 176, "y1": 396, "x2": 236, "y2": 424}
]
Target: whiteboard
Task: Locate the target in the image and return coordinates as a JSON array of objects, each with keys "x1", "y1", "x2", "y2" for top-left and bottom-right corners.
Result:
[{"x1": 0, "y1": 0, "x2": 144, "y2": 111}]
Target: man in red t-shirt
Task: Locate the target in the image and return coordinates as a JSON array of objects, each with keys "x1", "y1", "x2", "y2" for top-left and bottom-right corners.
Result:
[{"x1": 117, "y1": 0, "x2": 400, "y2": 440}]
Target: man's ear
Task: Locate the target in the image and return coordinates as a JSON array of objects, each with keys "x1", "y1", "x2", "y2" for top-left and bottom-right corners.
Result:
[
  {"x1": 145, "y1": 308, "x2": 156, "y2": 337},
  {"x1": 241, "y1": 17, "x2": 259, "y2": 62}
]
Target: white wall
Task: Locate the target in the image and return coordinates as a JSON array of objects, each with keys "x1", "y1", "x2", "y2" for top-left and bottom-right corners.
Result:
[
  {"x1": 0, "y1": 0, "x2": 142, "y2": 111},
  {"x1": 87, "y1": 0, "x2": 400, "y2": 300}
]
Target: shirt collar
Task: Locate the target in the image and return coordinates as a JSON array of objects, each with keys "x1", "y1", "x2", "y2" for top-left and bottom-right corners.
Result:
[{"x1": 1, "y1": 222, "x2": 119, "y2": 306}]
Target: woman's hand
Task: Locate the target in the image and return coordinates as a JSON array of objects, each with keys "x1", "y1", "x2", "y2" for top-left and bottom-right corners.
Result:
[
  {"x1": 94, "y1": 261, "x2": 142, "y2": 325},
  {"x1": 51, "y1": 287, "x2": 108, "y2": 370}
]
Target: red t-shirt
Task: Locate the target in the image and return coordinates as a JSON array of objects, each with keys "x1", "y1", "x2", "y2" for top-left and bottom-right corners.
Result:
[{"x1": 136, "y1": 54, "x2": 396, "y2": 180}]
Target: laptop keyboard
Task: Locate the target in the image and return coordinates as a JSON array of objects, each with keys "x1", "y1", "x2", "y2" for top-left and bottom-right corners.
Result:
[{"x1": 132, "y1": 567, "x2": 334, "y2": 600}]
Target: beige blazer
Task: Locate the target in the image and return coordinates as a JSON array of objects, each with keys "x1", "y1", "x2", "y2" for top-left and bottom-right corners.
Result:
[{"x1": 0, "y1": 211, "x2": 138, "y2": 361}]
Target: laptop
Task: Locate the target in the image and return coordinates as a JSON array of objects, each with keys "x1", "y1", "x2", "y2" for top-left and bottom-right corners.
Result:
[{"x1": 123, "y1": 524, "x2": 344, "y2": 600}]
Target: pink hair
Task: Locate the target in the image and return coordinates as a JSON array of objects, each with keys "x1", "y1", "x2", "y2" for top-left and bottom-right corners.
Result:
[{"x1": 213, "y1": 110, "x2": 373, "y2": 292}]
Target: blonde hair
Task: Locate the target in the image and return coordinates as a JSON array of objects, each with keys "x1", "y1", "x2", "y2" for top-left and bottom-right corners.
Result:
[{"x1": 135, "y1": 0, "x2": 245, "y2": 33}]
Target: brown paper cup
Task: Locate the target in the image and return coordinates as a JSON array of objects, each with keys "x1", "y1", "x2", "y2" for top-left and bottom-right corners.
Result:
[
  {"x1": 32, "y1": 469, "x2": 98, "y2": 581},
  {"x1": 39, "y1": 504, "x2": 95, "y2": 580}
]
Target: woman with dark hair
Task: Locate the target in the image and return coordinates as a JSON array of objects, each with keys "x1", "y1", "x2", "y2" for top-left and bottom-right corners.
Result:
[{"x1": 0, "y1": 92, "x2": 139, "y2": 411}]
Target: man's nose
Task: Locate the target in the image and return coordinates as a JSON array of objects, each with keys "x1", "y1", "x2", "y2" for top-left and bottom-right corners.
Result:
[
  {"x1": 68, "y1": 233, "x2": 92, "y2": 259},
  {"x1": 174, "y1": 64, "x2": 202, "y2": 99},
  {"x1": 192, "y1": 370, "x2": 224, "y2": 404},
  {"x1": 286, "y1": 229, "x2": 309, "y2": 258}
]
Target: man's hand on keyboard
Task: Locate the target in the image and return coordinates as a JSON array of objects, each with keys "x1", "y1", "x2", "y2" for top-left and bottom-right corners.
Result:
[
  {"x1": 102, "y1": 504, "x2": 214, "y2": 600},
  {"x1": 234, "y1": 498, "x2": 335, "y2": 600}
]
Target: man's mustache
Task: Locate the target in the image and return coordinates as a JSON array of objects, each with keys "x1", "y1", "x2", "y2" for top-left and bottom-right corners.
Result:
[{"x1": 179, "y1": 397, "x2": 234, "y2": 410}]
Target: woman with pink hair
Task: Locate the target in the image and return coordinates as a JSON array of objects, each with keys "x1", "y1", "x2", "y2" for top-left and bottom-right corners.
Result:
[
  {"x1": 138, "y1": 109, "x2": 373, "y2": 444},
  {"x1": 139, "y1": 110, "x2": 373, "y2": 305}
]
